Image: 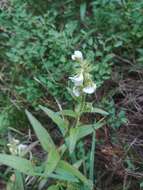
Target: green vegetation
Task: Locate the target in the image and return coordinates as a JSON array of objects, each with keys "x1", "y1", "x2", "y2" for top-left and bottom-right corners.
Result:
[{"x1": 0, "y1": 0, "x2": 143, "y2": 189}]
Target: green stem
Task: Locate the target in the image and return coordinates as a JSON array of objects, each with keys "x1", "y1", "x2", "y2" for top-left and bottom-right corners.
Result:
[
  {"x1": 75, "y1": 95, "x2": 85, "y2": 128},
  {"x1": 71, "y1": 95, "x2": 86, "y2": 164}
]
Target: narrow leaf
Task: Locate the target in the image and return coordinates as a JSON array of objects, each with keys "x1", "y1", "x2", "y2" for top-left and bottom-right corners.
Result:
[
  {"x1": 14, "y1": 171, "x2": 24, "y2": 190},
  {"x1": 57, "y1": 110, "x2": 77, "y2": 118},
  {"x1": 0, "y1": 154, "x2": 37, "y2": 176},
  {"x1": 54, "y1": 167, "x2": 79, "y2": 183},
  {"x1": 57, "y1": 160, "x2": 92, "y2": 188},
  {"x1": 44, "y1": 148, "x2": 60, "y2": 176},
  {"x1": 26, "y1": 110, "x2": 55, "y2": 152},
  {"x1": 90, "y1": 108, "x2": 109, "y2": 116},
  {"x1": 40, "y1": 106, "x2": 68, "y2": 136},
  {"x1": 80, "y1": 2, "x2": 87, "y2": 21},
  {"x1": 64, "y1": 122, "x2": 105, "y2": 153},
  {"x1": 68, "y1": 127, "x2": 79, "y2": 154},
  {"x1": 89, "y1": 131, "x2": 96, "y2": 182},
  {"x1": 77, "y1": 121, "x2": 105, "y2": 140}
]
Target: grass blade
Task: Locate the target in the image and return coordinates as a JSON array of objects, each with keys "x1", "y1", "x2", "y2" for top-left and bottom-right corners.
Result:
[{"x1": 89, "y1": 130, "x2": 96, "y2": 183}]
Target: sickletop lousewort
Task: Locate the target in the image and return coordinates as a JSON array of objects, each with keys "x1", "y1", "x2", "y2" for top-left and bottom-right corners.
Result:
[{"x1": 69, "y1": 50, "x2": 97, "y2": 97}]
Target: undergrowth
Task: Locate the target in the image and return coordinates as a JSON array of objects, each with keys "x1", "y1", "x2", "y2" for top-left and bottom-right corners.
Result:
[{"x1": 0, "y1": 0, "x2": 143, "y2": 190}]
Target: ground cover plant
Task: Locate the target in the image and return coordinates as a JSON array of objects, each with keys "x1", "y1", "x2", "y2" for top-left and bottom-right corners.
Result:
[{"x1": 0, "y1": 0, "x2": 143, "y2": 190}]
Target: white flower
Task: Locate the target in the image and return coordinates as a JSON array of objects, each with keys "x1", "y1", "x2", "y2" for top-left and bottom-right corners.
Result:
[
  {"x1": 7, "y1": 138, "x2": 20, "y2": 155},
  {"x1": 9, "y1": 147, "x2": 17, "y2": 155},
  {"x1": 71, "y1": 50, "x2": 83, "y2": 61},
  {"x1": 12, "y1": 138, "x2": 19, "y2": 144},
  {"x1": 7, "y1": 139, "x2": 28, "y2": 155},
  {"x1": 73, "y1": 87, "x2": 80, "y2": 97},
  {"x1": 17, "y1": 144, "x2": 27, "y2": 155},
  {"x1": 83, "y1": 83, "x2": 97, "y2": 94},
  {"x1": 69, "y1": 72, "x2": 83, "y2": 86}
]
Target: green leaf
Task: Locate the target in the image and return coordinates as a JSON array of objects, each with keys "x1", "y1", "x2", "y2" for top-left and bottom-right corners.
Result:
[
  {"x1": 68, "y1": 127, "x2": 79, "y2": 154},
  {"x1": 57, "y1": 110, "x2": 77, "y2": 118},
  {"x1": 140, "y1": 181, "x2": 143, "y2": 188},
  {"x1": 77, "y1": 121, "x2": 105, "y2": 140},
  {"x1": 114, "y1": 41, "x2": 123, "y2": 48},
  {"x1": 26, "y1": 110, "x2": 55, "y2": 152},
  {"x1": 80, "y1": 2, "x2": 87, "y2": 21},
  {"x1": 26, "y1": 110, "x2": 61, "y2": 177},
  {"x1": 65, "y1": 122, "x2": 105, "y2": 153},
  {"x1": 89, "y1": 131, "x2": 96, "y2": 182},
  {"x1": 0, "y1": 154, "x2": 37, "y2": 176},
  {"x1": 90, "y1": 108, "x2": 109, "y2": 116},
  {"x1": 57, "y1": 160, "x2": 92, "y2": 188},
  {"x1": 44, "y1": 148, "x2": 60, "y2": 176},
  {"x1": 53, "y1": 167, "x2": 79, "y2": 183},
  {"x1": 6, "y1": 171, "x2": 24, "y2": 190},
  {"x1": 40, "y1": 106, "x2": 68, "y2": 136},
  {"x1": 76, "y1": 125, "x2": 93, "y2": 140},
  {"x1": 14, "y1": 171, "x2": 24, "y2": 190}
]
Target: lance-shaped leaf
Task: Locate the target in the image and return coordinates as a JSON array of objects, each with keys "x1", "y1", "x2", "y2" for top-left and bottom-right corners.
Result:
[
  {"x1": 57, "y1": 160, "x2": 92, "y2": 189},
  {"x1": 44, "y1": 148, "x2": 60, "y2": 176},
  {"x1": 90, "y1": 108, "x2": 109, "y2": 116},
  {"x1": 0, "y1": 154, "x2": 38, "y2": 176},
  {"x1": 67, "y1": 121, "x2": 105, "y2": 153},
  {"x1": 77, "y1": 121, "x2": 105, "y2": 140},
  {"x1": 39, "y1": 106, "x2": 68, "y2": 136},
  {"x1": 26, "y1": 110, "x2": 60, "y2": 175},
  {"x1": 26, "y1": 110, "x2": 55, "y2": 152},
  {"x1": 57, "y1": 110, "x2": 77, "y2": 118},
  {"x1": 68, "y1": 127, "x2": 79, "y2": 154}
]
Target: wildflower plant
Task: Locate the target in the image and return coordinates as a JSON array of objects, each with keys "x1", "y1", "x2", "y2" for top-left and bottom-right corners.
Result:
[{"x1": 0, "y1": 51, "x2": 108, "y2": 190}]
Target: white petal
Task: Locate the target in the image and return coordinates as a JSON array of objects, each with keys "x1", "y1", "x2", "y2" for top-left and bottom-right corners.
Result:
[
  {"x1": 71, "y1": 54, "x2": 76, "y2": 60},
  {"x1": 69, "y1": 73, "x2": 83, "y2": 86},
  {"x1": 18, "y1": 144, "x2": 27, "y2": 154},
  {"x1": 71, "y1": 50, "x2": 83, "y2": 61},
  {"x1": 73, "y1": 87, "x2": 80, "y2": 97},
  {"x1": 18, "y1": 144, "x2": 27, "y2": 150},
  {"x1": 83, "y1": 83, "x2": 96, "y2": 94},
  {"x1": 74, "y1": 50, "x2": 83, "y2": 60},
  {"x1": 12, "y1": 138, "x2": 20, "y2": 144},
  {"x1": 9, "y1": 147, "x2": 15, "y2": 154}
]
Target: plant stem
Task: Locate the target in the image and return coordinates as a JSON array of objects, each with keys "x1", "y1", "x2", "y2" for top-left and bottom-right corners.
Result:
[
  {"x1": 71, "y1": 95, "x2": 86, "y2": 164},
  {"x1": 76, "y1": 94, "x2": 86, "y2": 125}
]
